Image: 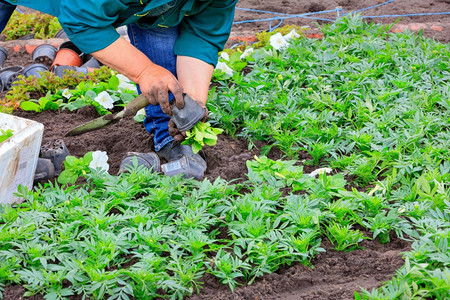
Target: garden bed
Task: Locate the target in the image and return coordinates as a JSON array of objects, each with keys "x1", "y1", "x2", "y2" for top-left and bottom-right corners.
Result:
[{"x1": 0, "y1": 1, "x2": 449, "y2": 300}]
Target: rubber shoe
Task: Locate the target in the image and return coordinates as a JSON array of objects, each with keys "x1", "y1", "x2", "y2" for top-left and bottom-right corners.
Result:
[
  {"x1": 157, "y1": 141, "x2": 207, "y2": 180},
  {"x1": 118, "y1": 152, "x2": 161, "y2": 174},
  {"x1": 157, "y1": 140, "x2": 206, "y2": 162}
]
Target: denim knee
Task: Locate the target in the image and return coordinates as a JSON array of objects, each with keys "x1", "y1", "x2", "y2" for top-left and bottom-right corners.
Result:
[{"x1": 127, "y1": 24, "x2": 179, "y2": 151}]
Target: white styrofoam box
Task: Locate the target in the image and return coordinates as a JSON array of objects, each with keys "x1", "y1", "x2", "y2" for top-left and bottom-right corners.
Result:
[{"x1": 0, "y1": 113, "x2": 44, "y2": 204}]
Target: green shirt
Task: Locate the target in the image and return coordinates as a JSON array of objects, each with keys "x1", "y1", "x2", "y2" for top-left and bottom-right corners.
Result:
[{"x1": 7, "y1": 0, "x2": 238, "y2": 65}]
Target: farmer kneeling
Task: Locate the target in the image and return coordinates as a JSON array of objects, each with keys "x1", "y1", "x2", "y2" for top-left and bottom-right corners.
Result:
[{"x1": 0, "y1": 0, "x2": 238, "y2": 179}]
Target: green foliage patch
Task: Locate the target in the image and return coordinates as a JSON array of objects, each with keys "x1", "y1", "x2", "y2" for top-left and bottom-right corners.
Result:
[{"x1": 2, "y1": 11, "x2": 61, "y2": 40}]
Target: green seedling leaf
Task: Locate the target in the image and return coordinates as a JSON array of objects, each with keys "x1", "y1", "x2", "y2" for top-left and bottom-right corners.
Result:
[
  {"x1": 182, "y1": 122, "x2": 224, "y2": 154},
  {"x1": 84, "y1": 90, "x2": 97, "y2": 100},
  {"x1": 40, "y1": 97, "x2": 60, "y2": 111},
  {"x1": 57, "y1": 152, "x2": 95, "y2": 185},
  {"x1": 204, "y1": 138, "x2": 217, "y2": 146},
  {"x1": 62, "y1": 98, "x2": 89, "y2": 111},
  {"x1": 20, "y1": 101, "x2": 41, "y2": 112},
  {"x1": 108, "y1": 75, "x2": 120, "y2": 90},
  {"x1": 134, "y1": 113, "x2": 146, "y2": 123},
  {"x1": 192, "y1": 141, "x2": 202, "y2": 154},
  {"x1": 121, "y1": 92, "x2": 136, "y2": 104}
]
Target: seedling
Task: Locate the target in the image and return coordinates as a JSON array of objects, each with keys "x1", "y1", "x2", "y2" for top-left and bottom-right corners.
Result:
[
  {"x1": 57, "y1": 151, "x2": 109, "y2": 185},
  {"x1": 362, "y1": 210, "x2": 408, "y2": 244},
  {"x1": 325, "y1": 222, "x2": 365, "y2": 251},
  {"x1": 20, "y1": 92, "x2": 62, "y2": 112},
  {"x1": 182, "y1": 122, "x2": 223, "y2": 154},
  {"x1": 207, "y1": 249, "x2": 250, "y2": 291}
]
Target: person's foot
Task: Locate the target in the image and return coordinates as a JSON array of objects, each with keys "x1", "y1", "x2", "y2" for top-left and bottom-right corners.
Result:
[
  {"x1": 156, "y1": 140, "x2": 194, "y2": 161},
  {"x1": 118, "y1": 152, "x2": 161, "y2": 174},
  {"x1": 157, "y1": 141, "x2": 207, "y2": 180}
]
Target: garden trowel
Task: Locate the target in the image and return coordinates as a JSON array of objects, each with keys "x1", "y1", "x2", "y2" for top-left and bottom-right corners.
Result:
[
  {"x1": 65, "y1": 94, "x2": 149, "y2": 136},
  {"x1": 66, "y1": 93, "x2": 206, "y2": 137}
]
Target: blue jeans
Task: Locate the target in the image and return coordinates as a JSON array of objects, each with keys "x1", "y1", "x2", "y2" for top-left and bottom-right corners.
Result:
[
  {"x1": 127, "y1": 24, "x2": 178, "y2": 152},
  {"x1": 0, "y1": 0, "x2": 15, "y2": 32}
]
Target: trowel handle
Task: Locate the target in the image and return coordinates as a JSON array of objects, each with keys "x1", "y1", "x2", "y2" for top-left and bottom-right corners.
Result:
[{"x1": 123, "y1": 94, "x2": 149, "y2": 117}]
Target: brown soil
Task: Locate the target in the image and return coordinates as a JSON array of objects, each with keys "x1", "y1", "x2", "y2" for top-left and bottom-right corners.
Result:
[
  {"x1": 2, "y1": 0, "x2": 442, "y2": 298},
  {"x1": 189, "y1": 234, "x2": 410, "y2": 300}
]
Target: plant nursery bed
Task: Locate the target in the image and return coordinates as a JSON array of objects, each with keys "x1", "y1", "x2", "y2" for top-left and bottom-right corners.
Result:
[
  {"x1": 3, "y1": 107, "x2": 414, "y2": 299},
  {"x1": 4, "y1": 89, "x2": 414, "y2": 299},
  {"x1": 1, "y1": 1, "x2": 449, "y2": 299},
  {"x1": 2, "y1": 84, "x2": 415, "y2": 299}
]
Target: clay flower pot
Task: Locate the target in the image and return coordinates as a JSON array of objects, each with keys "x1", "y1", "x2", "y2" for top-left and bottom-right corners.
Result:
[
  {"x1": 51, "y1": 48, "x2": 83, "y2": 69},
  {"x1": 57, "y1": 41, "x2": 82, "y2": 54},
  {"x1": 58, "y1": 41, "x2": 93, "y2": 65},
  {"x1": 0, "y1": 66, "x2": 23, "y2": 91},
  {"x1": 0, "y1": 46, "x2": 8, "y2": 68},
  {"x1": 23, "y1": 63, "x2": 49, "y2": 79},
  {"x1": 32, "y1": 44, "x2": 57, "y2": 67}
]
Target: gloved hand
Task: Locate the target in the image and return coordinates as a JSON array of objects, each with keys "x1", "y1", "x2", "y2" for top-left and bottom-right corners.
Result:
[
  {"x1": 136, "y1": 64, "x2": 184, "y2": 115},
  {"x1": 168, "y1": 103, "x2": 209, "y2": 142}
]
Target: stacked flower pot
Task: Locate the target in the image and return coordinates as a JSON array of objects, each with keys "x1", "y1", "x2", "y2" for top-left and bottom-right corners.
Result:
[{"x1": 0, "y1": 34, "x2": 103, "y2": 92}]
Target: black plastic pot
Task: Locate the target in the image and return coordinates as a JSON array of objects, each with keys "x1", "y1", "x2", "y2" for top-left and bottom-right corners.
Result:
[
  {"x1": 171, "y1": 94, "x2": 206, "y2": 132},
  {"x1": 52, "y1": 65, "x2": 88, "y2": 78},
  {"x1": 18, "y1": 33, "x2": 35, "y2": 40},
  {"x1": 40, "y1": 139, "x2": 70, "y2": 175},
  {"x1": 81, "y1": 56, "x2": 103, "y2": 68},
  {"x1": 32, "y1": 44, "x2": 57, "y2": 67},
  {"x1": 34, "y1": 158, "x2": 56, "y2": 184},
  {"x1": 2, "y1": 66, "x2": 24, "y2": 73},
  {"x1": 23, "y1": 63, "x2": 49, "y2": 79},
  {"x1": 0, "y1": 66, "x2": 23, "y2": 91},
  {"x1": 0, "y1": 71, "x2": 20, "y2": 91},
  {"x1": 0, "y1": 46, "x2": 8, "y2": 68},
  {"x1": 54, "y1": 29, "x2": 67, "y2": 39}
]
